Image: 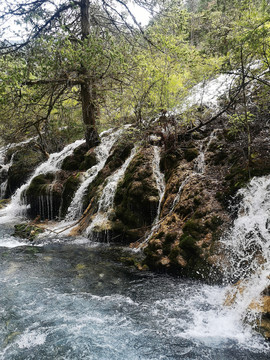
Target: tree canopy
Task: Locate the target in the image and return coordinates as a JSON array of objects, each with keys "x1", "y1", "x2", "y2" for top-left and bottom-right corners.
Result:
[{"x1": 1, "y1": 0, "x2": 270, "y2": 149}]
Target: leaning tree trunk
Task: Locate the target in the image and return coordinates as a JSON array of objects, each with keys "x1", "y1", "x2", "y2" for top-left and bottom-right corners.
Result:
[{"x1": 80, "y1": 0, "x2": 100, "y2": 148}]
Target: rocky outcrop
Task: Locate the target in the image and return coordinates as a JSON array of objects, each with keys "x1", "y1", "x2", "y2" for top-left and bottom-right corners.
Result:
[
  {"x1": 2, "y1": 119, "x2": 270, "y2": 283},
  {"x1": 142, "y1": 123, "x2": 270, "y2": 278},
  {"x1": 24, "y1": 172, "x2": 73, "y2": 220},
  {"x1": 61, "y1": 143, "x2": 97, "y2": 171},
  {"x1": 5, "y1": 143, "x2": 47, "y2": 198},
  {"x1": 111, "y1": 146, "x2": 160, "y2": 243}
]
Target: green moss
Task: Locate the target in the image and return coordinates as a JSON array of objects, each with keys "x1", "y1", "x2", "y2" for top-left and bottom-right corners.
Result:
[
  {"x1": 14, "y1": 223, "x2": 44, "y2": 241},
  {"x1": 164, "y1": 232, "x2": 177, "y2": 243},
  {"x1": 26, "y1": 173, "x2": 55, "y2": 197},
  {"x1": 169, "y1": 246, "x2": 181, "y2": 264},
  {"x1": 182, "y1": 219, "x2": 205, "y2": 239},
  {"x1": 183, "y1": 148, "x2": 199, "y2": 162},
  {"x1": 160, "y1": 150, "x2": 181, "y2": 182},
  {"x1": 83, "y1": 142, "x2": 133, "y2": 211},
  {"x1": 113, "y1": 149, "x2": 160, "y2": 242},
  {"x1": 180, "y1": 234, "x2": 201, "y2": 258},
  {"x1": 206, "y1": 216, "x2": 224, "y2": 232},
  {"x1": 6, "y1": 144, "x2": 46, "y2": 197},
  {"x1": 156, "y1": 231, "x2": 164, "y2": 239},
  {"x1": 79, "y1": 151, "x2": 97, "y2": 171},
  {"x1": 59, "y1": 175, "x2": 81, "y2": 218}
]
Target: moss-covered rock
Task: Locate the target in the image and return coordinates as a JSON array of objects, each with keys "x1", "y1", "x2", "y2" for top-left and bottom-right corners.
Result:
[
  {"x1": 112, "y1": 147, "x2": 161, "y2": 243},
  {"x1": 25, "y1": 173, "x2": 63, "y2": 220},
  {"x1": 14, "y1": 223, "x2": 44, "y2": 241},
  {"x1": 82, "y1": 141, "x2": 133, "y2": 212},
  {"x1": 6, "y1": 144, "x2": 47, "y2": 197},
  {"x1": 59, "y1": 174, "x2": 81, "y2": 219},
  {"x1": 61, "y1": 143, "x2": 97, "y2": 171}
]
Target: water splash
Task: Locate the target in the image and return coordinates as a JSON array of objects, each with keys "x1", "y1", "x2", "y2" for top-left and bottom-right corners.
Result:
[
  {"x1": 86, "y1": 147, "x2": 137, "y2": 241},
  {"x1": 65, "y1": 128, "x2": 125, "y2": 221},
  {"x1": 221, "y1": 175, "x2": 270, "y2": 324}
]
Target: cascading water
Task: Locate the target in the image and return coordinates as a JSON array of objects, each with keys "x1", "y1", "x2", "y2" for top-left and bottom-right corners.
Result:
[
  {"x1": 168, "y1": 129, "x2": 221, "y2": 215},
  {"x1": 86, "y1": 147, "x2": 137, "y2": 241},
  {"x1": 0, "y1": 139, "x2": 84, "y2": 223},
  {"x1": 184, "y1": 73, "x2": 236, "y2": 110},
  {"x1": 65, "y1": 128, "x2": 125, "y2": 221},
  {"x1": 220, "y1": 175, "x2": 270, "y2": 324},
  {"x1": 141, "y1": 146, "x2": 166, "y2": 245},
  {"x1": 194, "y1": 129, "x2": 221, "y2": 174},
  {"x1": 0, "y1": 153, "x2": 15, "y2": 200}
]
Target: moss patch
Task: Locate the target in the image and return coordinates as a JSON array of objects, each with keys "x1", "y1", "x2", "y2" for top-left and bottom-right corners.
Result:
[{"x1": 14, "y1": 223, "x2": 44, "y2": 241}]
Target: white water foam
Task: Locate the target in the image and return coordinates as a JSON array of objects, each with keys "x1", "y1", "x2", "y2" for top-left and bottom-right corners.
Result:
[
  {"x1": 65, "y1": 128, "x2": 125, "y2": 221},
  {"x1": 220, "y1": 175, "x2": 270, "y2": 325},
  {"x1": 140, "y1": 146, "x2": 166, "y2": 245},
  {"x1": 86, "y1": 147, "x2": 137, "y2": 239}
]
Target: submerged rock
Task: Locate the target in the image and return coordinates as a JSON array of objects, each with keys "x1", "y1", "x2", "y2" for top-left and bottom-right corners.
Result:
[{"x1": 14, "y1": 223, "x2": 44, "y2": 241}]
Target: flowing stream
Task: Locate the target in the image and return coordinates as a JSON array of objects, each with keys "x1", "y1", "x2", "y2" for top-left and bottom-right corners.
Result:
[{"x1": 0, "y1": 221, "x2": 269, "y2": 359}]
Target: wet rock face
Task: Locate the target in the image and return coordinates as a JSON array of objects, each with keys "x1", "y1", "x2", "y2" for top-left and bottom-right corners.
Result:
[
  {"x1": 6, "y1": 144, "x2": 46, "y2": 198},
  {"x1": 24, "y1": 172, "x2": 82, "y2": 221},
  {"x1": 25, "y1": 172, "x2": 64, "y2": 220},
  {"x1": 142, "y1": 125, "x2": 270, "y2": 279},
  {"x1": 61, "y1": 143, "x2": 97, "y2": 171},
  {"x1": 82, "y1": 141, "x2": 134, "y2": 213},
  {"x1": 112, "y1": 147, "x2": 160, "y2": 243}
]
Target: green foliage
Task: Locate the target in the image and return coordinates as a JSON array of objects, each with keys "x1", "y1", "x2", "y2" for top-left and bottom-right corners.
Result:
[{"x1": 228, "y1": 112, "x2": 255, "y2": 135}]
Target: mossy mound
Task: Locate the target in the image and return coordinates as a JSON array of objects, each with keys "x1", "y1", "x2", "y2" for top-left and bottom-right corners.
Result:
[
  {"x1": 61, "y1": 143, "x2": 97, "y2": 171},
  {"x1": 24, "y1": 171, "x2": 82, "y2": 220},
  {"x1": 112, "y1": 147, "x2": 160, "y2": 243},
  {"x1": 59, "y1": 174, "x2": 81, "y2": 219},
  {"x1": 142, "y1": 164, "x2": 228, "y2": 279},
  {"x1": 6, "y1": 143, "x2": 47, "y2": 198},
  {"x1": 25, "y1": 173, "x2": 63, "y2": 220}
]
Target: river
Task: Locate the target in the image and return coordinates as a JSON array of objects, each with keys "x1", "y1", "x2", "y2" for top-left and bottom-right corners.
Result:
[{"x1": 0, "y1": 223, "x2": 269, "y2": 360}]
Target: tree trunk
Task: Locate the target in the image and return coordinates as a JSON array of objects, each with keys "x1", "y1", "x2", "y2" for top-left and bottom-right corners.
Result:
[{"x1": 80, "y1": 0, "x2": 100, "y2": 148}]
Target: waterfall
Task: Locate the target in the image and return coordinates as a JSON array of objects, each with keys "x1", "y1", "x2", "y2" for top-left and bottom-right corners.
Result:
[
  {"x1": 194, "y1": 129, "x2": 221, "y2": 174},
  {"x1": 141, "y1": 146, "x2": 166, "y2": 245},
  {"x1": 65, "y1": 128, "x2": 125, "y2": 221},
  {"x1": 221, "y1": 175, "x2": 270, "y2": 324},
  {"x1": 0, "y1": 139, "x2": 84, "y2": 222},
  {"x1": 152, "y1": 146, "x2": 166, "y2": 221},
  {"x1": 86, "y1": 147, "x2": 137, "y2": 240},
  {"x1": 0, "y1": 152, "x2": 16, "y2": 200},
  {"x1": 0, "y1": 180, "x2": 8, "y2": 200}
]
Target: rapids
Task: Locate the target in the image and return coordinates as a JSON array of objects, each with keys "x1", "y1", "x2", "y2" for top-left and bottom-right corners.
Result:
[{"x1": 0, "y1": 223, "x2": 269, "y2": 360}]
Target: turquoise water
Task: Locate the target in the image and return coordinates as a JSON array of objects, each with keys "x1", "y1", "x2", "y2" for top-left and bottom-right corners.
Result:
[{"x1": 0, "y1": 225, "x2": 269, "y2": 360}]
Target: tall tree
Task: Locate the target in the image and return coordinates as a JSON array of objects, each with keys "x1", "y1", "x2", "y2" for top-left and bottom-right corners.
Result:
[{"x1": 0, "y1": 0, "x2": 154, "y2": 147}]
